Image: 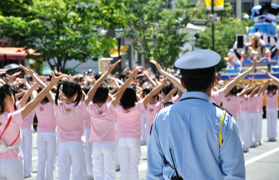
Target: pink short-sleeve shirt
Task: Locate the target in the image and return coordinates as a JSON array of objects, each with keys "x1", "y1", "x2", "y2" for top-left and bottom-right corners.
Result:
[
  {"x1": 222, "y1": 95, "x2": 240, "y2": 118},
  {"x1": 0, "y1": 110, "x2": 23, "y2": 160},
  {"x1": 248, "y1": 95, "x2": 258, "y2": 113},
  {"x1": 20, "y1": 111, "x2": 34, "y2": 130},
  {"x1": 35, "y1": 102, "x2": 57, "y2": 133},
  {"x1": 87, "y1": 101, "x2": 116, "y2": 142},
  {"x1": 265, "y1": 91, "x2": 278, "y2": 110},
  {"x1": 116, "y1": 101, "x2": 145, "y2": 140},
  {"x1": 210, "y1": 89, "x2": 225, "y2": 106},
  {"x1": 53, "y1": 101, "x2": 86, "y2": 143},
  {"x1": 172, "y1": 95, "x2": 180, "y2": 104},
  {"x1": 239, "y1": 96, "x2": 249, "y2": 112},
  {"x1": 145, "y1": 102, "x2": 162, "y2": 132},
  {"x1": 257, "y1": 94, "x2": 263, "y2": 113}
]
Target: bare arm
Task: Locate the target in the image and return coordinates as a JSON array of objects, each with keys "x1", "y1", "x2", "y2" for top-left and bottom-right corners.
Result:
[
  {"x1": 161, "y1": 86, "x2": 179, "y2": 104},
  {"x1": 111, "y1": 68, "x2": 139, "y2": 108},
  {"x1": 150, "y1": 60, "x2": 185, "y2": 93},
  {"x1": 15, "y1": 91, "x2": 26, "y2": 100},
  {"x1": 143, "y1": 72, "x2": 158, "y2": 87},
  {"x1": 221, "y1": 57, "x2": 265, "y2": 96},
  {"x1": 264, "y1": 70, "x2": 279, "y2": 84},
  {"x1": 248, "y1": 86, "x2": 260, "y2": 98},
  {"x1": 21, "y1": 71, "x2": 67, "y2": 119},
  {"x1": 18, "y1": 82, "x2": 38, "y2": 107},
  {"x1": 142, "y1": 78, "x2": 168, "y2": 107},
  {"x1": 84, "y1": 60, "x2": 121, "y2": 106},
  {"x1": 20, "y1": 67, "x2": 55, "y2": 104}
]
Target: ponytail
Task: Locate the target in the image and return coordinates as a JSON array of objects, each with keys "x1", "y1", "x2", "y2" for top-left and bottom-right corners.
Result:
[{"x1": 55, "y1": 80, "x2": 82, "y2": 106}]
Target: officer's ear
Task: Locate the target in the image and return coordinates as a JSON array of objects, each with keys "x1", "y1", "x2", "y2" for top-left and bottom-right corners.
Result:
[
  {"x1": 209, "y1": 76, "x2": 216, "y2": 90},
  {"x1": 180, "y1": 77, "x2": 186, "y2": 88}
]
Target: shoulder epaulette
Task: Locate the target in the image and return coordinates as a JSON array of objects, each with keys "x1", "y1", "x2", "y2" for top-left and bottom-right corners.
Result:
[{"x1": 212, "y1": 103, "x2": 232, "y2": 117}]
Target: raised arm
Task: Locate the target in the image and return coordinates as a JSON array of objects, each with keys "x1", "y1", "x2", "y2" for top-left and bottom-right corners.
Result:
[
  {"x1": 142, "y1": 78, "x2": 168, "y2": 107},
  {"x1": 6, "y1": 71, "x2": 21, "y2": 84},
  {"x1": 258, "y1": 80, "x2": 270, "y2": 95},
  {"x1": 18, "y1": 81, "x2": 38, "y2": 107},
  {"x1": 20, "y1": 66, "x2": 55, "y2": 104},
  {"x1": 221, "y1": 57, "x2": 265, "y2": 96},
  {"x1": 161, "y1": 86, "x2": 179, "y2": 104},
  {"x1": 142, "y1": 71, "x2": 158, "y2": 87},
  {"x1": 111, "y1": 68, "x2": 139, "y2": 108},
  {"x1": 21, "y1": 71, "x2": 67, "y2": 119},
  {"x1": 84, "y1": 60, "x2": 121, "y2": 106},
  {"x1": 264, "y1": 70, "x2": 279, "y2": 84},
  {"x1": 248, "y1": 85, "x2": 260, "y2": 98},
  {"x1": 150, "y1": 60, "x2": 185, "y2": 93}
]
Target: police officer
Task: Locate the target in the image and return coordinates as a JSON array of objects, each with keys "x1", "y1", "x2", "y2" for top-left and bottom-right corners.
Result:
[{"x1": 146, "y1": 50, "x2": 245, "y2": 180}]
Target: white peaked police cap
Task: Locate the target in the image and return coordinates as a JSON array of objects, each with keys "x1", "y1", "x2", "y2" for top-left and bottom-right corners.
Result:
[{"x1": 174, "y1": 49, "x2": 221, "y2": 70}]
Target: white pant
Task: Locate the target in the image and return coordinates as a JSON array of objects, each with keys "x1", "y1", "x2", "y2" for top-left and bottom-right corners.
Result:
[
  {"x1": 114, "y1": 123, "x2": 120, "y2": 168},
  {"x1": 118, "y1": 138, "x2": 141, "y2": 180},
  {"x1": 234, "y1": 117, "x2": 242, "y2": 138},
  {"x1": 266, "y1": 109, "x2": 278, "y2": 139},
  {"x1": 0, "y1": 159, "x2": 24, "y2": 180},
  {"x1": 249, "y1": 113, "x2": 258, "y2": 146},
  {"x1": 37, "y1": 132, "x2": 57, "y2": 180},
  {"x1": 141, "y1": 114, "x2": 147, "y2": 143},
  {"x1": 241, "y1": 112, "x2": 249, "y2": 148},
  {"x1": 20, "y1": 129, "x2": 33, "y2": 176},
  {"x1": 58, "y1": 142, "x2": 85, "y2": 180},
  {"x1": 85, "y1": 130, "x2": 93, "y2": 177},
  {"x1": 256, "y1": 113, "x2": 263, "y2": 143},
  {"x1": 93, "y1": 141, "x2": 115, "y2": 180}
]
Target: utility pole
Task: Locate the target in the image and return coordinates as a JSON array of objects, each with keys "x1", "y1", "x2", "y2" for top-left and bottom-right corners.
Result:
[{"x1": 211, "y1": 0, "x2": 215, "y2": 51}]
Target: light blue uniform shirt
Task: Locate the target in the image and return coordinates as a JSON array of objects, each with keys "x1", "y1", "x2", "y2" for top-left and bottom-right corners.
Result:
[{"x1": 146, "y1": 92, "x2": 245, "y2": 180}]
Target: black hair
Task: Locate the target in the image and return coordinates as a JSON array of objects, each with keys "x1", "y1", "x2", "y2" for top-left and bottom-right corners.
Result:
[
  {"x1": 162, "y1": 84, "x2": 173, "y2": 95},
  {"x1": 120, "y1": 85, "x2": 137, "y2": 110},
  {"x1": 181, "y1": 67, "x2": 216, "y2": 92},
  {"x1": 267, "y1": 84, "x2": 278, "y2": 95},
  {"x1": 229, "y1": 86, "x2": 238, "y2": 96},
  {"x1": 37, "y1": 87, "x2": 49, "y2": 104},
  {"x1": 82, "y1": 86, "x2": 91, "y2": 95},
  {"x1": 0, "y1": 84, "x2": 17, "y2": 114},
  {"x1": 55, "y1": 80, "x2": 82, "y2": 106},
  {"x1": 93, "y1": 83, "x2": 109, "y2": 103}
]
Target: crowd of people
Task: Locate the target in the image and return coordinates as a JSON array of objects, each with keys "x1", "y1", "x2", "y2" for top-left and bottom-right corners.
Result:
[{"x1": 0, "y1": 55, "x2": 278, "y2": 180}]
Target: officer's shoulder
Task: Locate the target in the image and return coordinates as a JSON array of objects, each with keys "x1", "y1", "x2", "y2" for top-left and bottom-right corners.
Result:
[{"x1": 212, "y1": 103, "x2": 232, "y2": 117}]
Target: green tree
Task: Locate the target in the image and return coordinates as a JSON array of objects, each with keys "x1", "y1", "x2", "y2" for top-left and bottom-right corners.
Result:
[
  {"x1": 193, "y1": 1, "x2": 254, "y2": 71},
  {"x1": 124, "y1": 0, "x2": 193, "y2": 67},
  {"x1": 0, "y1": 0, "x2": 127, "y2": 72}
]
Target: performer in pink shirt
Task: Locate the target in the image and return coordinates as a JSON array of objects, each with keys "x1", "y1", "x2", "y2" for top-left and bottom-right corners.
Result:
[
  {"x1": 237, "y1": 83, "x2": 255, "y2": 153},
  {"x1": 34, "y1": 87, "x2": 57, "y2": 180},
  {"x1": 255, "y1": 81, "x2": 269, "y2": 146},
  {"x1": 222, "y1": 86, "x2": 241, "y2": 135},
  {"x1": 265, "y1": 84, "x2": 278, "y2": 141},
  {"x1": 145, "y1": 85, "x2": 178, "y2": 144},
  {"x1": 0, "y1": 67, "x2": 65, "y2": 180},
  {"x1": 116, "y1": 76, "x2": 169, "y2": 180},
  {"x1": 210, "y1": 57, "x2": 265, "y2": 105},
  {"x1": 247, "y1": 86, "x2": 261, "y2": 148},
  {"x1": 263, "y1": 70, "x2": 279, "y2": 142},
  {"x1": 82, "y1": 86, "x2": 93, "y2": 179},
  {"x1": 17, "y1": 80, "x2": 38, "y2": 178}
]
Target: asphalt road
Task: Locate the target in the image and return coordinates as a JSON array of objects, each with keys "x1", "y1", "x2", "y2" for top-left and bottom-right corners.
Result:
[{"x1": 26, "y1": 119, "x2": 279, "y2": 180}]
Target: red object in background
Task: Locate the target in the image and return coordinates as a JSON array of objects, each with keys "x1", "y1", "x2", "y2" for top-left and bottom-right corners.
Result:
[{"x1": 0, "y1": 47, "x2": 36, "y2": 60}]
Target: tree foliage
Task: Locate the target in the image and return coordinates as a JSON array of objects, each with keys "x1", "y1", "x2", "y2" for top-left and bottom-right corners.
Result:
[
  {"x1": 124, "y1": 0, "x2": 193, "y2": 67},
  {"x1": 0, "y1": 0, "x2": 127, "y2": 72}
]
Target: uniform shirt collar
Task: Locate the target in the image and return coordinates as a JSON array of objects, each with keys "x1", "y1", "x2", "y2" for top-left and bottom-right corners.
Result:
[{"x1": 180, "y1": 91, "x2": 210, "y2": 102}]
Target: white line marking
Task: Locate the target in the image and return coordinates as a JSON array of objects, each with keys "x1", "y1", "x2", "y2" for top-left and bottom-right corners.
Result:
[
  {"x1": 139, "y1": 163, "x2": 148, "y2": 171},
  {"x1": 245, "y1": 147, "x2": 279, "y2": 166}
]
